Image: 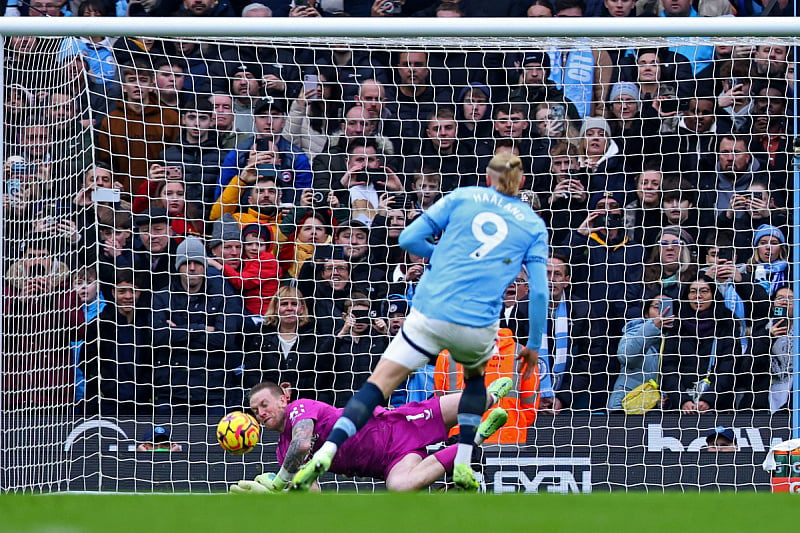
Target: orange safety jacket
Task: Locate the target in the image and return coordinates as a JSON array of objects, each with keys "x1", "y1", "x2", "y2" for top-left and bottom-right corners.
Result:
[{"x1": 434, "y1": 328, "x2": 540, "y2": 444}]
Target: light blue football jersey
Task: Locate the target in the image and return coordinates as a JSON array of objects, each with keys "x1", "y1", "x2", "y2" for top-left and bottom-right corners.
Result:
[{"x1": 407, "y1": 186, "x2": 548, "y2": 327}]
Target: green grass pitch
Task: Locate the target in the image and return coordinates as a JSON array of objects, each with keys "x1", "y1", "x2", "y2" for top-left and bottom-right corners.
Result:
[{"x1": 1, "y1": 493, "x2": 798, "y2": 532}]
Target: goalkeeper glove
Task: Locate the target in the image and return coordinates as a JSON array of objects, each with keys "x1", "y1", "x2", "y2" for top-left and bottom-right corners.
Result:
[
  {"x1": 230, "y1": 470, "x2": 290, "y2": 495},
  {"x1": 254, "y1": 472, "x2": 288, "y2": 492},
  {"x1": 230, "y1": 480, "x2": 269, "y2": 495}
]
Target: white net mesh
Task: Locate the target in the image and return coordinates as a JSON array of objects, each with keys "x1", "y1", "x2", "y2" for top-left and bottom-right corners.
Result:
[{"x1": 1, "y1": 31, "x2": 797, "y2": 492}]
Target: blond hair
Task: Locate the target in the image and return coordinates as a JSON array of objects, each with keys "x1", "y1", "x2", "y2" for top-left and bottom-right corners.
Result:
[
  {"x1": 487, "y1": 152, "x2": 524, "y2": 196},
  {"x1": 263, "y1": 285, "x2": 310, "y2": 328}
]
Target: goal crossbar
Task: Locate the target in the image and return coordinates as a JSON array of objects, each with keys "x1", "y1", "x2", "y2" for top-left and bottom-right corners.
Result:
[{"x1": 1, "y1": 17, "x2": 800, "y2": 39}]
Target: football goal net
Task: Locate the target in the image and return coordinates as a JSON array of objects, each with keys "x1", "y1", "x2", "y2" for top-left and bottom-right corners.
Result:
[{"x1": 0, "y1": 16, "x2": 798, "y2": 493}]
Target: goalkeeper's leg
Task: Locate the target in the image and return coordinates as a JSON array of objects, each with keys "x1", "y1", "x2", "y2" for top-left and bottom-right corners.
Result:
[
  {"x1": 293, "y1": 359, "x2": 416, "y2": 490},
  {"x1": 384, "y1": 409, "x2": 508, "y2": 492}
]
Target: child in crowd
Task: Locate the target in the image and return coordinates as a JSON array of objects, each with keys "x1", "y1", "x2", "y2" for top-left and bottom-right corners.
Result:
[
  {"x1": 209, "y1": 224, "x2": 279, "y2": 316},
  {"x1": 71, "y1": 266, "x2": 106, "y2": 402},
  {"x1": 278, "y1": 211, "x2": 333, "y2": 278},
  {"x1": 411, "y1": 170, "x2": 442, "y2": 214}
]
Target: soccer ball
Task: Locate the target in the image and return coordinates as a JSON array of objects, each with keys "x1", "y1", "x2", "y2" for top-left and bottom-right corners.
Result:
[{"x1": 217, "y1": 411, "x2": 260, "y2": 455}]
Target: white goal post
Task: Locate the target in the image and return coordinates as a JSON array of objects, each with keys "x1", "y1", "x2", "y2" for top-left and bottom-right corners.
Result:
[{"x1": 0, "y1": 16, "x2": 798, "y2": 493}]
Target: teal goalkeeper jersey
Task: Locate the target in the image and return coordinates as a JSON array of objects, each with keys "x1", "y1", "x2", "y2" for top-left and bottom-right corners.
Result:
[{"x1": 407, "y1": 186, "x2": 548, "y2": 328}]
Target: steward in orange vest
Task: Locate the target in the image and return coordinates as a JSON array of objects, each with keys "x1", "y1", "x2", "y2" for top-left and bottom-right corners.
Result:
[{"x1": 434, "y1": 328, "x2": 540, "y2": 444}]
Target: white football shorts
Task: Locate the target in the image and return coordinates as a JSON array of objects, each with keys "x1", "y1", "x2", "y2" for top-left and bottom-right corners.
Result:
[{"x1": 383, "y1": 308, "x2": 499, "y2": 371}]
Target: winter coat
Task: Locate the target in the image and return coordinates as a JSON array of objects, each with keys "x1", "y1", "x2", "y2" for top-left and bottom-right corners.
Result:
[
  {"x1": 608, "y1": 318, "x2": 663, "y2": 410},
  {"x1": 242, "y1": 321, "x2": 335, "y2": 404},
  {"x1": 661, "y1": 299, "x2": 739, "y2": 410},
  {"x1": 81, "y1": 303, "x2": 152, "y2": 416},
  {"x1": 150, "y1": 276, "x2": 244, "y2": 408}
]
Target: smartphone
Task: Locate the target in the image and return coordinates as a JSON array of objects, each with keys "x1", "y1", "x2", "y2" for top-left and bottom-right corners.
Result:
[
  {"x1": 773, "y1": 305, "x2": 788, "y2": 320},
  {"x1": 363, "y1": 168, "x2": 387, "y2": 186},
  {"x1": 9, "y1": 158, "x2": 28, "y2": 176},
  {"x1": 518, "y1": 190, "x2": 537, "y2": 208},
  {"x1": 657, "y1": 297, "x2": 673, "y2": 317},
  {"x1": 716, "y1": 248, "x2": 734, "y2": 263},
  {"x1": 751, "y1": 191, "x2": 764, "y2": 201},
  {"x1": 605, "y1": 213, "x2": 624, "y2": 229},
  {"x1": 303, "y1": 74, "x2": 319, "y2": 98},
  {"x1": 29, "y1": 265, "x2": 47, "y2": 278},
  {"x1": 255, "y1": 137, "x2": 273, "y2": 152},
  {"x1": 729, "y1": 77, "x2": 741, "y2": 89},
  {"x1": 388, "y1": 191, "x2": 408, "y2": 209},
  {"x1": 660, "y1": 97, "x2": 678, "y2": 114},
  {"x1": 6, "y1": 177, "x2": 21, "y2": 197},
  {"x1": 165, "y1": 166, "x2": 183, "y2": 180},
  {"x1": 294, "y1": 0, "x2": 310, "y2": 7},
  {"x1": 350, "y1": 308, "x2": 372, "y2": 325},
  {"x1": 549, "y1": 104, "x2": 566, "y2": 135},
  {"x1": 594, "y1": 214, "x2": 606, "y2": 229},
  {"x1": 381, "y1": 0, "x2": 402, "y2": 14},
  {"x1": 92, "y1": 188, "x2": 121, "y2": 203},
  {"x1": 312, "y1": 189, "x2": 329, "y2": 207}
]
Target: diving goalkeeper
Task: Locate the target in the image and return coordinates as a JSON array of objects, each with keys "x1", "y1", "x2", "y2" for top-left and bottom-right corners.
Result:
[{"x1": 231, "y1": 378, "x2": 511, "y2": 493}]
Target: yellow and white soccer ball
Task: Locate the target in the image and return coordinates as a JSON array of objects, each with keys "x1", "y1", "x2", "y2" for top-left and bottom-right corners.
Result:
[{"x1": 216, "y1": 411, "x2": 260, "y2": 455}]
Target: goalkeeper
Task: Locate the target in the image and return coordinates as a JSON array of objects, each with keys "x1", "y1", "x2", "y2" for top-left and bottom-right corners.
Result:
[{"x1": 231, "y1": 378, "x2": 511, "y2": 493}]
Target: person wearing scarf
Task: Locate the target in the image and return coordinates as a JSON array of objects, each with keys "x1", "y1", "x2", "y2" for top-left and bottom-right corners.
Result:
[
  {"x1": 536, "y1": 254, "x2": 591, "y2": 413},
  {"x1": 643, "y1": 226, "x2": 697, "y2": 301},
  {"x1": 741, "y1": 224, "x2": 788, "y2": 298}
]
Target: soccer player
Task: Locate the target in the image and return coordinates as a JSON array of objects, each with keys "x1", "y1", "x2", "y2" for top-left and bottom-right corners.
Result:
[
  {"x1": 293, "y1": 153, "x2": 549, "y2": 491},
  {"x1": 231, "y1": 379, "x2": 511, "y2": 493}
]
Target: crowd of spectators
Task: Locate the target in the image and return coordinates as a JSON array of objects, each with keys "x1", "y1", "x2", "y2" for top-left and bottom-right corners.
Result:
[{"x1": 1, "y1": 0, "x2": 796, "y2": 423}]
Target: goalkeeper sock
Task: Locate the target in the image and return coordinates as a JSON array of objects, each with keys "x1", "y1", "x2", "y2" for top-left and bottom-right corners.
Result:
[
  {"x1": 274, "y1": 467, "x2": 291, "y2": 490},
  {"x1": 454, "y1": 375, "x2": 486, "y2": 465},
  {"x1": 327, "y1": 382, "x2": 385, "y2": 447}
]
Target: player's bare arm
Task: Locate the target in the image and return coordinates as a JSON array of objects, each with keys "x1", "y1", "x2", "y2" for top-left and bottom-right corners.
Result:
[{"x1": 284, "y1": 419, "x2": 316, "y2": 473}]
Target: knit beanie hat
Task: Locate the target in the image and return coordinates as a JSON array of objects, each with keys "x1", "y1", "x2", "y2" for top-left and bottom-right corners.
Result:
[
  {"x1": 752, "y1": 224, "x2": 786, "y2": 248},
  {"x1": 208, "y1": 213, "x2": 242, "y2": 249},
  {"x1": 175, "y1": 237, "x2": 207, "y2": 270}
]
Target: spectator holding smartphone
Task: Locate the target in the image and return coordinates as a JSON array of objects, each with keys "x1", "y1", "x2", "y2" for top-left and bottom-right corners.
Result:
[
  {"x1": 218, "y1": 97, "x2": 313, "y2": 204},
  {"x1": 333, "y1": 292, "x2": 389, "y2": 408},
  {"x1": 530, "y1": 102, "x2": 575, "y2": 178},
  {"x1": 286, "y1": 66, "x2": 344, "y2": 158},
  {"x1": 701, "y1": 233, "x2": 754, "y2": 356},
  {"x1": 3, "y1": 234, "x2": 76, "y2": 409},
  {"x1": 541, "y1": 142, "x2": 588, "y2": 246},
  {"x1": 334, "y1": 138, "x2": 403, "y2": 224},
  {"x1": 718, "y1": 180, "x2": 787, "y2": 256},
  {"x1": 557, "y1": 191, "x2": 645, "y2": 409},
  {"x1": 289, "y1": 0, "x2": 322, "y2": 17},
  {"x1": 717, "y1": 62, "x2": 753, "y2": 133},
  {"x1": 749, "y1": 287, "x2": 794, "y2": 412}
]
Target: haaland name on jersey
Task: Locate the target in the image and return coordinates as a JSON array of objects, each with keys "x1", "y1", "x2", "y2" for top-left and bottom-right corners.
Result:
[{"x1": 471, "y1": 191, "x2": 528, "y2": 221}]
